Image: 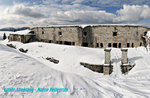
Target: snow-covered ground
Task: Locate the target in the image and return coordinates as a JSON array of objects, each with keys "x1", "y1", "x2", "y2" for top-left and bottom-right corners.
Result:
[{"x1": 0, "y1": 31, "x2": 150, "y2": 98}]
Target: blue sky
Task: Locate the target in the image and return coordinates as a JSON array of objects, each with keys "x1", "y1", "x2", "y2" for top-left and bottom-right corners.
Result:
[{"x1": 0, "y1": 0, "x2": 150, "y2": 28}]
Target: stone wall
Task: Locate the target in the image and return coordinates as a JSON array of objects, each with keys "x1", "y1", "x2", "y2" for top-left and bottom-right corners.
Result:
[
  {"x1": 9, "y1": 34, "x2": 23, "y2": 42},
  {"x1": 92, "y1": 25, "x2": 150, "y2": 48},
  {"x1": 9, "y1": 34, "x2": 35, "y2": 43},
  {"x1": 31, "y1": 26, "x2": 82, "y2": 46},
  {"x1": 31, "y1": 25, "x2": 150, "y2": 48}
]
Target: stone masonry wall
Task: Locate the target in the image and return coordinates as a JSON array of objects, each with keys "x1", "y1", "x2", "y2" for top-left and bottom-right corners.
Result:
[
  {"x1": 31, "y1": 26, "x2": 82, "y2": 46},
  {"x1": 31, "y1": 25, "x2": 150, "y2": 48}
]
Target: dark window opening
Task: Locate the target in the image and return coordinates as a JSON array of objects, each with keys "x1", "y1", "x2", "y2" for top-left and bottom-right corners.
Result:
[
  {"x1": 113, "y1": 43, "x2": 117, "y2": 48},
  {"x1": 100, "y1": 43, "x2": 103, "y2": 48},
  {"x1": 108, "y1": 43, "x2": 111, "y2": 47},
  {"x1": 57, "y1": 41, "x2": 63, "y2": 44},
  {"x1": 59, "y1": 32, "x2": 62, "y2": 35},
  {"x1": 42, "y1": 31, "x2": 44, "y2": 34},
  {"x1": 113, "y1": 32, "x2": 117, "y2": 36},
  {"x1": 49, "y1": 40, "x2": 52, "y2": 43},
  {"x1": 96, "y1": 43, "x2": 99, "y2": 47},
  {"x1": 82, "y1": 43, "x2": 88, "y2": 47},
  {"x1": 140, "y1": 42, "x2": 142, "y2": 46},
  {"x1": 72, "y1": 42, "x2": 75, "y2": 45},
  {"x1": 132, "y1": 43, "x2": 134, "y2": 48},
  {"x1": 64, "y1": 41, "x2": 72, "y2": 45},
  {"x1": 83, "y1": 32, "x2": 87, "y2": 36},
  {"x1": 119, "y1": 43, "x2": 121, "y2": 48},
  {"x1": 127, "y1": 43, "x2": 130, "y2": 47}
]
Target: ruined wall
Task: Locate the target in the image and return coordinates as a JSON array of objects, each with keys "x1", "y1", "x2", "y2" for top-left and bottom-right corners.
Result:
[
  {"x1": 92, "y1": 25, "x2": 149, "y2": 48},
  {"x1": 24, "y1": 35, "x2": 36, "y2": 43},
  {"x1": 9, "y1": 34, "x2": 23, "y2": 42},
  {"x1": 82, "y1": 26, "x2": 94, "y2": 47},
  {"x1": 32, "y1": 26, "x2": 82, "y2": 46},
  {"x1": 31, "y1": 25, "x2": 150, "y2": 48},
  {"x1": 9, "y1": 34, "x2": 35, "y2": 43}
]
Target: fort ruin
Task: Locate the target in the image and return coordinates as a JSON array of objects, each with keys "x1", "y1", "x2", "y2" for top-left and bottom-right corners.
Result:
[
  {"x1": 28, "y1": 25, "x2": 150, "y2": 49},
  {"x1": 9, "y1": 25, "x2": 150, "y2": 49},
  {"x1": 8, "y1": 24, "x2": 150, "y2": 75}
]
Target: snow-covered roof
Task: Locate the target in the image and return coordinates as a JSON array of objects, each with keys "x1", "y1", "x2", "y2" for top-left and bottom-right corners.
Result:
[
  {"x1": 32, "y1": 24, "x2": 148, "y2": 29},
  {"x1": 10, "y1": 29, "x2": 32, "y2": 35}
]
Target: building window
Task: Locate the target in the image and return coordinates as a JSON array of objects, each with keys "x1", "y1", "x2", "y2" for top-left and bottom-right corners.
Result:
[
  {"x1": 113, "y1": 32, "x2": 117, "y2": 36},
  {"x1": 127, "y1": 43, "x2": 130, "y2": 47},
  {"x1": 83, "y1": 32, "x2": 87, "y2": 36},
  {"x1": 132, "y1": 43, "x2": 134, "y2": 48},
  {"x1": 64, "y1": 41, "x2": 72, "y2": 45},
  {"x1": 108, "y1": 43, "x2": 111, "y2": 47},
  {"x1": 60, "y1": 41, "x2": 62, "y2": 44},
  {"x1": 72, "y1": 42, "x2": 75, "y2": 45},
  {"x1": 49, "y1": 40, "x2": 52, "y2": 43},
  {"x1": 100, "y1": 43, "x2": 103, "y2": 48},
  {"x1": 96, "y1": 43, "x2": 99, "y2": 47},
  {"x1": 59, "y1": 32, "x2": 62, "y2": 35},
  {"x1": 140, "y1": 42, "x2": 142, "y2": 46},
  {"x1": 82, "y1": 43, "x2": 88, "y2": 47},
  {"x1": 113, "y1": 43, "x2": 117, "y2": 48},
  {"x1": 42, "y1": 31, "x2": 44, "y2": 34},
  {"x1": 119, "y1": 43, "x2": 121, "y2": 48}
]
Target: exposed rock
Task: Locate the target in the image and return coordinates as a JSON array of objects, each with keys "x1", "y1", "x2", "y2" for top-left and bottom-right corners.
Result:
[
  {"x1": 46, "y1": 57, "x2": 59, "y2": 64},
  {"x1": 19, "y1": 48, "x2": 28, "y2": 53},
  {"x1": 6, "y1": 44, "x2": 16, "y2": 49}
]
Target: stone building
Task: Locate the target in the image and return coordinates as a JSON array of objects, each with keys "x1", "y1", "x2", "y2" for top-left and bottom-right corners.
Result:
[
  {"x1": 31, "y1": 26, "x2": 82, "y2": 46},
  {"x1": 9, "y1": 30, "x2": 35, "y2": 43},
  {"x1": 31, "y1": 25, "x2": 150, "y2": 48}
]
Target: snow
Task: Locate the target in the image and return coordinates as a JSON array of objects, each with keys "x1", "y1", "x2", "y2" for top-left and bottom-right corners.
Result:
[
  {"x1": 0, "y1": 34, "x2": 150, "y2": 97},
  {"x1": 34, "y1": 24, "x2": 145, "y2": 29},
  {"x1": 147, "y1": 31, "x2": 150, "y2": 38},
  {"x1": 9, "y1": 30, "x2": 31, "y2": 35}
]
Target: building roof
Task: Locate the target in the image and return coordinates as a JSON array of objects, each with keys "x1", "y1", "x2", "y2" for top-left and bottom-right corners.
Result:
[
  {"x1": 31, "y1": 24, "x2": 150, "y2": 29},
  {"x1": 10, "y1": 30, "x2": 34, "y2": 35}
]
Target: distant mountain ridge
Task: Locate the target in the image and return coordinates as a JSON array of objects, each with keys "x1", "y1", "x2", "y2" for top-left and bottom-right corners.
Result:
[{"x1": 0, "y1": 27, "x2": 30, "y2": 31}]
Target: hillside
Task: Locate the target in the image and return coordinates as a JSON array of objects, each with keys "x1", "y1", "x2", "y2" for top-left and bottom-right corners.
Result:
[{"x1": 0, "y1": 38, "x2": 150, "y2": 97}]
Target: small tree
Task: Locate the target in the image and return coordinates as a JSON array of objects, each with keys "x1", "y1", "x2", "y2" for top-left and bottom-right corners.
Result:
[{"x1": 3, "y1": 33, "x2": 7, "y2": 40}]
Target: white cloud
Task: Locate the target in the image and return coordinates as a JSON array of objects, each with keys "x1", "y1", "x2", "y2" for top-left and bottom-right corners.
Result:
[
  {"x1": 8, "y1": 4, "x2": 45, "y2": 18},
  {"x1": 50, "y1": 10, "x2": 115, "y2": 25},
  {"x1": 114, "y1": 5, "x2": 150, "y2": 22},
  {"x1": 0, "y1": 2, "x2": 150, "y2": 28}
]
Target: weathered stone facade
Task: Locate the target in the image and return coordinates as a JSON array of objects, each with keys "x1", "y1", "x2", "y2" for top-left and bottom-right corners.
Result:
[
  {"x1": 9, "y1": 34, "x2": 35, "y2": 43},
  {"x1": 31, "y1": 26, "x2": 82, "y2": 46},
  {"x1": 31, "y1": 25, "x2": 150, "y2": 48},
  {"x1": 92, "y1": 25, "x2": 149, "y2": 48}
]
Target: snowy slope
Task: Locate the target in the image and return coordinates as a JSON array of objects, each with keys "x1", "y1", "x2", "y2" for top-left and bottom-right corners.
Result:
[{"x1": 1, "y1": 40, "x2": 150, "y2": 97}]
